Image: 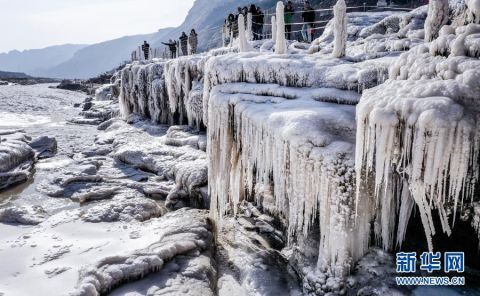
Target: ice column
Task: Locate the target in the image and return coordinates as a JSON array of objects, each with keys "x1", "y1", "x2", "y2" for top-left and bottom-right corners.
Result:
[
  {"x1": 238, "y1": 14, "x2": 250, "y2": 52},
  {"x1": 275, "y1": 1, "x2": 286, "y2": 54},
  {"x1": 247, "y1": 12, "x2": 253, "y2": 41},
  {"x1": 332, "y1": 0, "x2": 347, "y2": 58},
  {"x1": 424, "y1": 0, "x2": 449, "y2": 42}
]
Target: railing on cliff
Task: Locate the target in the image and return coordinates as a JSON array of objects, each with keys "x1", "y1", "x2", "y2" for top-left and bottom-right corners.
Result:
[{"x1": 130, "y1": 2, "x2": 414, "y2": 62}]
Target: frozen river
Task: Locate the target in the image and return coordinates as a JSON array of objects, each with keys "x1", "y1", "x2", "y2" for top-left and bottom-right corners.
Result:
[
  {"x1": 0, "y1": 84, "x2": 96, "y2": 209},
  {"x1": 0, "y1": 83, "x2": 216, "y2": 296}
]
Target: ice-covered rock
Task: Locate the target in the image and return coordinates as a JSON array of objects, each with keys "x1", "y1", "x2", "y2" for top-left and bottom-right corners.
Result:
[
  {"x1": 70, "y1": 208, "x2": 213, "y2": 296},
  {"x1": 29, "y1": 136, "x2": 57, "y2": 159},
  {"x1": 95, "y1": 84, "x2": 114, "y2": 101},
  {"x1": 0, "y1": 131, "x2": 35, "y2": 190},
  {"x1": 80, "y1": 197, "x2": 163, "y2": 223},
  {"x1": 0, "y1": 205, "x2": 47, "y2": 225}
]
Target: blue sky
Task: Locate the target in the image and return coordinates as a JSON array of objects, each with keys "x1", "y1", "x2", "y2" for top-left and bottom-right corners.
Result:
[{"x1": 0, "y1": 0, "x2": 195, "y2": 53}]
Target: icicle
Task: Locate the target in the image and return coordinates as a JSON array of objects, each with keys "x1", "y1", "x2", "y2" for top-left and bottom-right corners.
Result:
[
  {"x1": 275, "y1": 2, "x2": 286, "y2": 54},
  {"x1": 238, "y1": 14, "x2": 251, "y2": 52},
  {"x1": 332, "y1": 0, "x2": 347, "y2": 58},
  {"x1": 247, "y1": 12, "x2": 253, "y2": 41},
  {"x1": 271, "y1": 15, "x2": 277, "y2": 44}
]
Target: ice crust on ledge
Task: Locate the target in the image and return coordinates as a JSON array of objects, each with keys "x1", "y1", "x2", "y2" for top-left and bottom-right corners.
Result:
[{"x1": 202, "y1": 52, "x2": 392, "y2": 125}]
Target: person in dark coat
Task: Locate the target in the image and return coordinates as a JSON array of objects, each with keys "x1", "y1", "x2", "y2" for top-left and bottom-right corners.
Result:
[
  {"x1": 141, "y1": 41, "x2": 150, "y2": 60},
  {"x1": 256, "y1": 6, "x2": 265, "y2": 40},
  {"x1": 301, "y1": 1, "x2": 316, "y2": 42},
  {"x1": 227, "y1": 13, "x2": 235, "y2": 39},
  {"x1": 242, "y1": 6, "x2": 249, "y2": 27},
  {"x1": 180, "y1": 32, "x2": 189, "y2": 56},
  {"x1": 189, "y1": 29, "x2": 198, "y2": 54},
  {"x1": 249, "y1": 5, "x2": 258, "y2": 40},
  {"x1": 284, "y1": 1, "x2": 295, "y2": 40},
  {"x1": 161, "y1": 39, "x2": 177, "y2": 59}
]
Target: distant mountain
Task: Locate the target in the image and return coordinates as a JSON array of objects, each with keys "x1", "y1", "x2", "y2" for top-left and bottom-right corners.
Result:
[
  {"x1": 0, "y1": 0, "x2": 373, "y2": 79},
  {"x1": 0, "y1": 44, "x2": 87, "y2": 77},
  {"x1": 0, "y1": 70, "x2": 31, "y2": 79},
  {"x1": 42, "y1": 29, "x2": 176, "y2": 79}
]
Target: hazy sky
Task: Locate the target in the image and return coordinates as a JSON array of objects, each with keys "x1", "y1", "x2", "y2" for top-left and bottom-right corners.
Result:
[{"x1": 0, "y1": 0, "x2": 195, "y2": 53}]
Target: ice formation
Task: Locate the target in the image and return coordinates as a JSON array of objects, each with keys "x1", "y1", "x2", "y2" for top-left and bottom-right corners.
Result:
[
  {"x1": 0, "y1": 205, "x2": 47, "y2": 225},
  {"x1": 79, "y1": 197, "x2": 163, "y2": 223},
  {"x1": 207, "y1": 82, "x2": 369, "y2": 286},
  {"x1": 95, "y1": 84, "x2": 114, "y2": 101},
  {"x1": 29, "y1": 136, "x2": 57, "y2": 159},
  {"x1": 310, "y1": 8, "x2": 427, "y2": 56},
  {"x1": 271, "y1": 15, "x2": 277, "y2": 44},
  {"x1": 238, "y1": 14, "x2": 251, "y2": 53},
  {"x1": 332, "y1": 0, "x2": 347, "y2": 58},
  {"x1": 120, "y1": 55, "x2": 209, "y2": 129},
  {"x1": 424, "y1": 0, "x2": 449, "y2": 41},
  {"x1": 247, "y1": 12, "x2": 253, "y2": 41},
  {"x1": 356, "y1": 21, "x2": 480, "y2": 251},
  {"x1": 275, "y1": 2, "x2": 286, "y2": 54}
]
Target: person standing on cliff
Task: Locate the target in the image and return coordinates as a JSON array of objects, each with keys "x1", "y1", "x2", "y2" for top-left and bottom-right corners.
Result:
[
  {"x1": 301, "y1": 1, "x2": 315, "y2": 42},
  {"x1": 180, "y1": 32, "x2": 189, "y2": 56},
  {"x1": 256, "y1": 6, "x2": 265, "y2": 40},
  {"x1": 189, "y1": 29, "x2": 198, "y2": 54},
  {"x1": 161, "y1": 39, "x2": 177, "y2": 59},
  {"x1": 284, "y1": 1, "x2": 295, "y2": 40},
  {"x1": 141, "y1": 41, "x2": 150, "y2": 60}
]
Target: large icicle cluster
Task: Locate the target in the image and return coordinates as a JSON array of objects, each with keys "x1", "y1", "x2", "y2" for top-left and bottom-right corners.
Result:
[
  {"x1": 119, "y1": 61, "x2": 173, "y2": 124},
  {"x1": 356, "y1": 23, "x2": 480, "y2": 251},
  {"x1": 207, "y1": 83, "x2": 368, "y2": 287},
  {"x1": 119, "y1": 55, "x2": 214, "y2": 129}
]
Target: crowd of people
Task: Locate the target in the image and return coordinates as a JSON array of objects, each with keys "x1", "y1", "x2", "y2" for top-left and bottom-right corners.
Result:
[
  {"x1": 224, "y1": 1, "x2": 318, "y2": 44},
  {"x1": 161, "y1": 29, "x2": 198, "y2": 59},
  {"x1": 225, "y1": 5, "x2": 265, "y2": 41},
  {"x1": 140, "y1": 1, "x2": 322, "y2": 61},
  {"x1": 138, "y1": 29, "x2": 198, "y2": 61}
]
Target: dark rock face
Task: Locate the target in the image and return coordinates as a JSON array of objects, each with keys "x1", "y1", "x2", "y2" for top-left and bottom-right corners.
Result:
[{"x1": 29, "y1": 136, "x2": 57, "y2": 159}]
